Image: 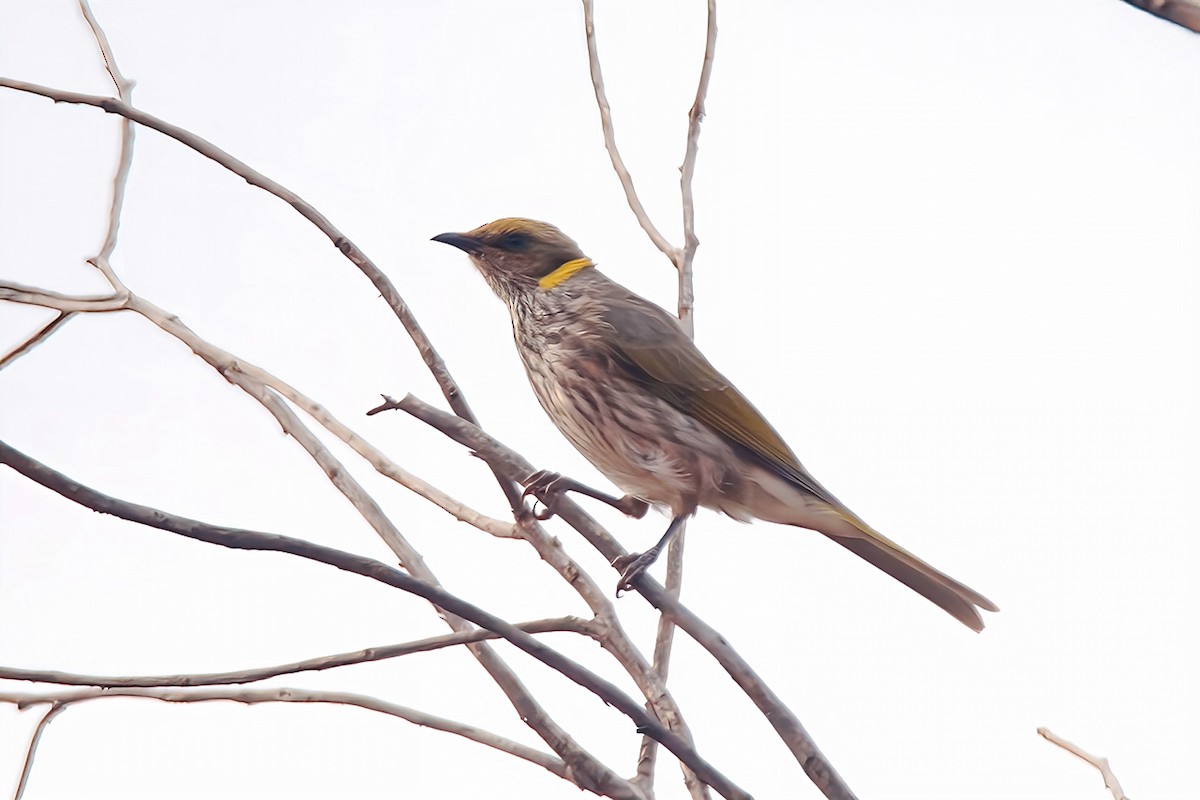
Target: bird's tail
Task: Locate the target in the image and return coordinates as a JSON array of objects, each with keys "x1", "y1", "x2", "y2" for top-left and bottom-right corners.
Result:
[
  {"x1": 816, "y1": 508, "x2": 999, "y2": 631},
  {"x1": 743, "y1": 467, "x2": 998, "y2": 629}
]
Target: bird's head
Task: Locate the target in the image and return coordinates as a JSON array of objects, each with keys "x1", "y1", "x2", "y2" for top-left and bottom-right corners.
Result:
[{"x1": 433, "y1": 218, "x2": 592, "y2": 297}]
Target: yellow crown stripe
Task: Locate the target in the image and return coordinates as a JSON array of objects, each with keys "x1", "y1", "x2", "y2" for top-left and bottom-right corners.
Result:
[{"x1": 538, "y1": 258, "x2": 594, "y2": 290}]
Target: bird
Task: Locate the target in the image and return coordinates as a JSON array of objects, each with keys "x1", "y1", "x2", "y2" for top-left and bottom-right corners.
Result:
[{"x1": 433, "y1": 218, "x2": 998, "y2": 630}]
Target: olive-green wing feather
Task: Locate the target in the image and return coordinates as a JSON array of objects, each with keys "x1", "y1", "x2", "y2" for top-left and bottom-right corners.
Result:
[{"x1": 601, "y1": 296, "x2": 837, "y2": 505}]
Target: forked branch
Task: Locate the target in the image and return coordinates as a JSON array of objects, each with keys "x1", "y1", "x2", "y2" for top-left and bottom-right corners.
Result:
[
  {"x1": 394, "y1": 394, "x2": 858, "y2": 800},
  {"x1": 0, "y1": 440, "x2": 750, "y2": 800}
]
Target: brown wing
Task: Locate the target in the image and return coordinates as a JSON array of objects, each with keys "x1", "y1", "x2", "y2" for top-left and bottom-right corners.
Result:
[
  {"x1": 600, "y1": 293, "x2": 839, "y2": 505},
  {"x1": 600, "y1": 287, "x2": 1000, "y2": 627}
]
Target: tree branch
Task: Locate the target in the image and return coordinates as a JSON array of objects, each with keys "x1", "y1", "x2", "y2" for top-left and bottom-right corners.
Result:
[
  {"x1": 0, "y1": 440, "x2": 750, "y2": 800},
  {"x1": 0, "y1": 276, "x2": 624, "y2": 787},
  {"x1": 636, "y1": 518, "x2": 699, "y2": 797},
  {"x1": 393, "y1": 394, "x2": 858, "y2": 800},
  {"x1": 0, "y1": 617, "x2": 596, "y2": 688},
  {"x1": 78, "y1": 0, "x2": 135, "y2": 288},
  {"x1": 1119, "y1": 0, "x2": 1200, "y2": 31},
  {"x1": 1037, "y1": 727, "x2": 1129, "y2": 800},
  {"x1": 580, "y1": 0, "x2": 678, "y2": 262},
  {"x1": 12, "y1": 702, "x2": 68, "y2": 800},
  {"x1": 119, "y1": 285, "x2": 706, "y2": 792},
  {"x1": 0, "y1": 73, "x2": 529, "y2": 513},
  {"x1": 676, "y1": 0, "x2": 716, "y2": 337},
  {"x1": 640, "y1": 5, "x2": 716, "y2": 793},
  {"x1": 2, "y1": 689, "x2": 569, "y2": 781},
  {"x1": 0, "y1": 281, "x2": 514, "y2": 537},
  {"x1": 0, "y1": 282, "x2": 126, "y2": 312},
  {"x1": 375, "y1": 394, "x2": 707, "y2": 780},
  {"x1": 0, "y1": 312, "x2": 77, "y2": 371},
  {"x1": 132, "y1": 303, "x2": 628, "y2": 794}
]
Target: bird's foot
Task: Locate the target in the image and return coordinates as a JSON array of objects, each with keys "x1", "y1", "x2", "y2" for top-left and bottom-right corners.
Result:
[
  {"x1": 612, "y1": 547, "x2": 662, "y2": 596},
  {"x1": 520, "y1": 469, "x2": 649, "y2": 521},
  {"x1": 520, "y1": 469, "x2": 563, "y2": 520},
  {"x1": 611, "y1": 515, "x2": 687, "y2": 596}
]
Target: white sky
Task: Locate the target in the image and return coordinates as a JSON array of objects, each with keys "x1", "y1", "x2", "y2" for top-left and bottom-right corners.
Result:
[{"x1": 1, "y1": 1, "x2": 1197, "y2": 798}]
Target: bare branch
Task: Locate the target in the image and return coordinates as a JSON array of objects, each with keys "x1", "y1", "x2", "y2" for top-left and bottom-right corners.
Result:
[
  {"x1": 636, "y1": 522, "x2": 708, "y2": 799},
  {"x1": 79, "y1": 0, "x2": 133, "y2": 99},
  {"x1": 394, "y1": 394, "x2": 858, "y2": 800},
  {"x1": 0, "y1": 282, "x2": 127, "y2": 313},
  {"x1": 676, "y1": 0, "x2": 717, "y2": 336},
  {"x1": 244, "y1": 377, "x2": 515, "y2": 538},
  {"x1": 0, "y1": 440, "x2": 750, "y2": 800},
  {"x1": 137, "y1": 307, "x2": 627, "y2": 793},
  {"x1": 2, "y1": 688, "x2": 568, "y2": 781},
  {"x1": 0, "y1": 280, "x2": 513, "y2": 537},
  {"x1": 0, "y1": 312, "x2": 77, "y2": 371},
  {"x1": 1038, "y1": 727, "x2": 1130, "y2": 800},
  {"x1": 378, "y1": 393, "x2": 707, "y2": 784},
  {"x1": 12, "y1": 70, "x2": 528, "y2": 517},
  {"x1": 643, "y1": 8, "x2": 717, "y2": 787},
  {"x1": 13, "y1": 702, "x2": 68, "y2": 800},
  {"x1": 0, "y1": 76, "x2": 492, "y2": 459},
  {"x1": 0, "y1": 617, "x2": 596, "y2": 688},
  {"x1": 582, "y1": 6, "x2": 716, "y2": 792},
  {"x1": 83, "y1": 273, "x2": 706, "y2": 789},
  {"x1": 580, "y1": 0, "x2": 679, "y2": 262},
  {"x1": 1119, "y1": 0, "x2": 1200, "y2": 31},
  {"x1": 78, "y1": 0, "x2": 135, "y2": 288}
]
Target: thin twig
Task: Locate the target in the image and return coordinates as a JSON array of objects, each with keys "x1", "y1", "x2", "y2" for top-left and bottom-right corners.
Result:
[
  {"x1": 676, "y1": 0, "x2": 717, "y2": 337},
  {"x1": 0, "y1": 440, "x2": 750, "y2": 800},
  {"x1": 639, "y1": 5, "x2": 717, "y2": 794},
  {"x1": 0, "y1": 282, "x2": 126, "y2": 312},
  {"x1": 143, "y1": 295, "x2": 513, "y2": 538},
  {"x1": 78, "y1": 0, "x2": 135, "y2": 288},
  {"x1": 237, "y1": 368, "x2": 516, "y2": 538},
  {"x1": 79, "y1": 0, "x2": 133, "y2": 99},
  {"x1": 13, "y1": 701, "x2": 68, "y2": 800},
  {"x1": 636, "y1": 520, "x2": 701, "y2": 797},
  {"x1": 0, "y1": 617, "x2": 596, "y2": 688},
  {"x1": 580, "y1": 0, "x2": 678, "y2": 262},
  {"x1": 1038, "y1": 727, "x2": 1130, "y2": 800},
  {"x1": 0, "y1": 312, "x2": 77, "y2": 371},
  {"x1": 3, "y1": 689, "x2": 568, "y2": 780},
  {"x1": 394, "y1": 394, "x2": 858, "y2": 800}
]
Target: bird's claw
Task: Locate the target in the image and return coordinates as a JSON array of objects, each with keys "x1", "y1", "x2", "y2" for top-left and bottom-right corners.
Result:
[
  {"x1": 521, "y1": 469, "x2": 562, "y2": 520},
  {"x1": 612, "y1": 549, "x2": 658, "y2": 596}
]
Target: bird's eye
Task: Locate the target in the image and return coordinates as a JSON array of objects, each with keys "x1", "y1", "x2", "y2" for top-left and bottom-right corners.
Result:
[{"x1": 499, "y1": 231, "x2": 529, "y2": 250}]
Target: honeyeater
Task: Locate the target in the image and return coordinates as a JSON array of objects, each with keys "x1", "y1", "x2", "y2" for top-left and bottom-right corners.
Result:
[{"x1": 433, "y1": 218, "x2": 997, "y2": 631}]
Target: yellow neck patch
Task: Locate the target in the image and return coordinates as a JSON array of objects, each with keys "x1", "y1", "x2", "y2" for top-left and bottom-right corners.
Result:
[{"x1": 538, "y1": 258, "x2": 593, "y2": 290}]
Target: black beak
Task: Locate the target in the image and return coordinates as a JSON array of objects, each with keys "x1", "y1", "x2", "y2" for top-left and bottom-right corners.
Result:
[{"x1": 432, "y1": 232, "x2": 481, "y2": 254}]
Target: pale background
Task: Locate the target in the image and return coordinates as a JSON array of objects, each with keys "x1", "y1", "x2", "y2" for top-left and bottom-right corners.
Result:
[{"x1": 1, "y1": 1, "x2": 1197, "y2": 798}]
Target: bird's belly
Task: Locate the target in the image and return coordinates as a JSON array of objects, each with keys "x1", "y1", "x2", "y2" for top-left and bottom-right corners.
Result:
[{"x1": 521, "y1": 350, "x2": 747, "y2": 518}]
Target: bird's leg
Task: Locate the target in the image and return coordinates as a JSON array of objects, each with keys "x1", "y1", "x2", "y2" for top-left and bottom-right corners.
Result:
[
  {"x1": 520, "y1": 469, "x2": 649, "y2": 521},
  {"x1": 612, "y1": 515, "x2": 687, "y2": 595}
]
